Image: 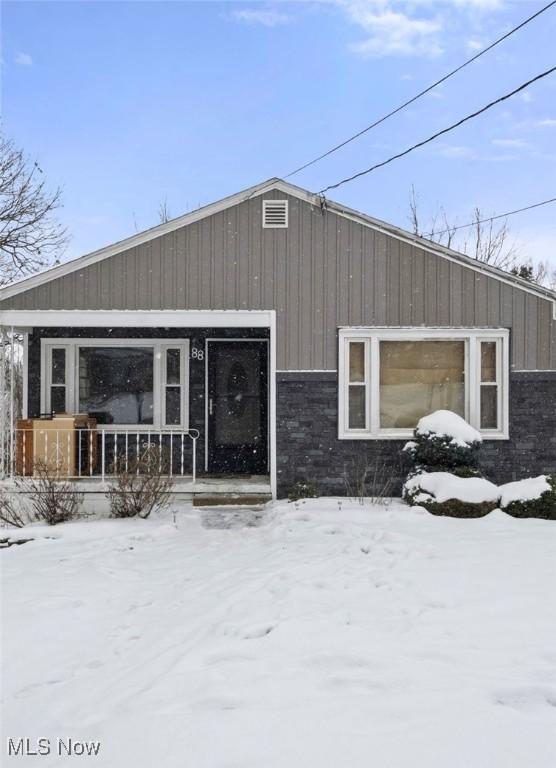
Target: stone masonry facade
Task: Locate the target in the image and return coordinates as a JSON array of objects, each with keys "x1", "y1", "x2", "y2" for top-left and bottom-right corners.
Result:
[{"x1": 276, "y1": 371, "x2": 556, "y2": 498}]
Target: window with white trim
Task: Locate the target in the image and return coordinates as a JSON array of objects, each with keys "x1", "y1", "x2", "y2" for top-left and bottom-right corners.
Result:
[
  {"x1": 42, "y1": 339, "x2": 189, "y2": 429},
  {"x1": 162, "y1": 346, "x2": 187, "y2": 427},
  {"x1": 47, "y1": 346, "x2": 68, "y2": 414},
  {"x1": 339, "y1": 329, "x2": 509, "y2": 439}
]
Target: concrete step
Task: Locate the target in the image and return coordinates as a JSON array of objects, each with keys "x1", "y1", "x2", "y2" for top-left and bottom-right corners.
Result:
[{"x1": 193, "y1": 493, "x2": 272, "y2": 507}]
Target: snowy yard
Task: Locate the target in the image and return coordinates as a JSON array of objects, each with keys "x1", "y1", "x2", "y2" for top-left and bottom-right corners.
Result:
[{"x1": 2, "y1": 499, "x2": 556, "y2": 767}]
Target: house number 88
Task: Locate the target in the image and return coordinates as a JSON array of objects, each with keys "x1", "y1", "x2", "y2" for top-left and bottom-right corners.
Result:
[{"x1": 191, "y1": 348, "x2": 204, "y2": 360}]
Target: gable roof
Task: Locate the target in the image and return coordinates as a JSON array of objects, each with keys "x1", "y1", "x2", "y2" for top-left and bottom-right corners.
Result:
[{"x1": 1, "y1": 177, "x2": 555, "y2": 310}]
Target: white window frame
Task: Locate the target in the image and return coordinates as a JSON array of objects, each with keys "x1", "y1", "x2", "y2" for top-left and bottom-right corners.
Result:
[
  {"x1": 41, "y1": 338, "x2": 190, "y2": 430},
  {"x1": 161, "y1": 344, "x2": 188, "y2": 428},
  {"x1": 338, "y1": 328, "x2": 509, "y2": 440}
]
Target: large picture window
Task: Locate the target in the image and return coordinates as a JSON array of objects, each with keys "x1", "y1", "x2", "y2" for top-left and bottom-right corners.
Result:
[
  {"x1": 79, "y1": 347, "x2": 154, "y2": 424},
  {"x1": 339, "y1": 329, "x2": 509, "y2": 439},
  {"x1": 42, "y1": 339, "x2": 189, "y2": 429}
]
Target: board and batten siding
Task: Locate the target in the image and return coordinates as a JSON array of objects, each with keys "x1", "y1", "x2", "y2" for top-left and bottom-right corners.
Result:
[{"x1": 1, "y1": 189, "x2": 555, "y2": 371}]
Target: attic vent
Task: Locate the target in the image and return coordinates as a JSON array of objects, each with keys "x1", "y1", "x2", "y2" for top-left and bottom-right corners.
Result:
[{"x1": 262, "y1": 199, "x2": 288, "y2": 228}]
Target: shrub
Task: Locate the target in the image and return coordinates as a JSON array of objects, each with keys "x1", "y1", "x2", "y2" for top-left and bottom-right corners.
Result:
[
  {"x1": 343, "y1": 455, "x2": 397, "y2": 506},
  {"x1": 500, "y1": 475, "x2": 556, "y2": 520},
  {"x1": 0, "y1": 490, "x2": 29, "y2": 528},
  {"x1": 288, "y1": 480, "x2": 318, "y2": 502},
  {"x1": 403, "y1": 471, "x2": 500, "y2": 518},
  {"x1": 403, "y1": 435, "x2": 481, "y2": 477},
  {"x1": 412, "y1": 498, "x2": 498, "y2": 518},
  {"x1": 107, "y1": 446, "x2": 173, "y2": 519},
  {"x1": 403, "y1": 410, "x2": 482, "y2": 477},
  {"x1": 16, "y1": 460, "x2": 83, "y2": 525}
]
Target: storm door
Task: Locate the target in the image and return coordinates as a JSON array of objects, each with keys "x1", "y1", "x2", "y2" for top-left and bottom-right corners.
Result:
[{"x1": 207, "y1": 341, "x2": 268, "y2": 474}]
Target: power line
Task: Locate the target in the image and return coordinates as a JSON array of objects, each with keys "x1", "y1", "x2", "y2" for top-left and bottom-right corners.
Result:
[
  {"x1": 318, "y1": 65, "x2": 556, "y2": 195},
  {"x1": 284, "y1": 0, "x2": 556, "y2": 179},
  {"x1": 428, "y1": 196, "x2": 556, "y2": 237}
]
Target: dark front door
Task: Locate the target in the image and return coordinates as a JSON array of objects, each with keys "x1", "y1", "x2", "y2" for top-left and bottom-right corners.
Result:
[{"x1": 207, "y1": 341, "x2": 268, "y2": 474}]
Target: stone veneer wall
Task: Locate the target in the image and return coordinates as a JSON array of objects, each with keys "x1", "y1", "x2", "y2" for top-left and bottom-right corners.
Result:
[{"x1": 276, "y1": 371, "x2": 556, "y2": 498}]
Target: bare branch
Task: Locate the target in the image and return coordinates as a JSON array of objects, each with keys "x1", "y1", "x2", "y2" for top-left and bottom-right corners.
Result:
[
  {"x1": 0, "y1": 132, "x2": 68, "y2": 286},
  {"x1": 158, "y1": 198, "x2": 171, "y2": 224},
  {"x1": 408, "y1": 189, "x2": 522, "y2": 277}
]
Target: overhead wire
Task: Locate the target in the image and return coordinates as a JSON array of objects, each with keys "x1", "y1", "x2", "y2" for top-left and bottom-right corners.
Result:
[
  {"x1": 317, "y1": 65, "x2": 556, "y2": 195},
  {"x1": 284, "y1": 0, "x2": 556, "y2": 178}
]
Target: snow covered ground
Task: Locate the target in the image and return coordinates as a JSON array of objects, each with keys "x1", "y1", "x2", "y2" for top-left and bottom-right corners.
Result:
[{"x1": 2, "y1": 499, "x2": 556, "y2": 767}]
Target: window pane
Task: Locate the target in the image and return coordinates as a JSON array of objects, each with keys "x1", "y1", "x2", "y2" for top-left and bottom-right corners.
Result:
[
  {"x1": 349, "y1": 342, "x2": 365, "y2": 383},
  {"x1": 165, "y1": 386, "x2": 181, "y2": 425},
  {"x1": 166, "y1": 349, "x2": 181, "y2": 385},
  {"x1": 480, "y1": 385, "x2": 498, "y2": 429},
  {"x1": 51, "y1": 349, "x2": 66, "y2": 384},
  {"x1": 481, "y1": 342, "x2": 497, "y2": 383},
  {"x1": 348, "y1": 386, "x2": 366, "y2": 429},
  {"x1": 380, "y1": 340, "x2": 465, "y2": 428},
  {"x1": 51, "y1": 386, "x2": 66, "y2": 413},
  {"x1": 79, "y1": 347, "x2": 154, "y2": 424}
]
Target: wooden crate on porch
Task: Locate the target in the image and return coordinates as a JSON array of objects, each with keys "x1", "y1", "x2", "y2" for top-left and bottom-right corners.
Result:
[{"x1": 15, "y1": 415, "x2": 97, "y2": 477}]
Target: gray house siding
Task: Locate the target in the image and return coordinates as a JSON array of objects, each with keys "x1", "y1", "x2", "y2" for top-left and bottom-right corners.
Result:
[{"x1": 1, "y1": 189, "x2": 555, "y2": 371}]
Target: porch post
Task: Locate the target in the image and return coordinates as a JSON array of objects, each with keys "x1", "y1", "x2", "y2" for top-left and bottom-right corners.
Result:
[
  {"x1": 22, "y1": 332, "x2": 29, "y2": 419},
  {"x1": 10, "y1": 326, "x2": 15, "y2": 478},
  {"x1": 269, "y1": 310, "x2": 277, "y2": 500},
  {"x1": 0, "y1": 326, "x2": 5, "y2": 479}
]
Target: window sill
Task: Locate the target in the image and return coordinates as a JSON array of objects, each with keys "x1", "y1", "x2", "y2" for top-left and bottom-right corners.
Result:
[{"x1": 338, "y1": 430, "x2": 510, "y2": 441}]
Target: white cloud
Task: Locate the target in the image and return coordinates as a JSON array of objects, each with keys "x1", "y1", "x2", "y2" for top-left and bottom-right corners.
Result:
[
  {"x1": 345, "y1": 2, "x2": 443, "y2": 58},
  {"x1": 425, "y1": 87, "x2": 444, "y2": 99},
  {"x1": 492, "y1": 138, "x2": 528, "y2": 148},
  {"x1": 14, "y1": 51, "x2": 33, "y2": 67},
  {"x1": 231, "y1": 8, "x2": 289, "y2": 27},
  {"x1": 518, "y1": 91, "x2": 533, "y2": 103},
  {"x1": 466, "y1": 38, "x2": 483, "y2": 51},
  {"x1": 438, "y1": 145, "x2": 475, "y2": 158},
  {"x1": 538, "y1": 118, "x2": 556, "y2": 127},
  {"x1": 453, "y1": 0, "x2": 502, "y2": 8}
]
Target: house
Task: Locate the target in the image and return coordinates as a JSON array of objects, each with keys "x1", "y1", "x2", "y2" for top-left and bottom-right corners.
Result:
[{"x1": 0, "y1": 178, "x2": 555, "y2": 500}]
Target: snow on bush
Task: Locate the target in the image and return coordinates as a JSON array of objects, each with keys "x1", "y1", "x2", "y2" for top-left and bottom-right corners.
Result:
[
  {"x1": 416, "y1": 410, "x2": 482, "y2": 447},
  {"x1": 403, "y1": 410, "x2": 482, "y2": 480},
  {"x1": 500, "y1": 476, "x2": 551, "y2": 506},
  {"x1": 403, "y1": 471, "x2": 500, "y2": 518},
  {"x1": 500, "y1": 475, "x2": 556, "y2": 520}
]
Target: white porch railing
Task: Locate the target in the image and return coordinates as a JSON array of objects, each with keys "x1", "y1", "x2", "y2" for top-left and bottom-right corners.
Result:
[{"x1": 2, "y1": 427, "x2": 200, "y2": 483}]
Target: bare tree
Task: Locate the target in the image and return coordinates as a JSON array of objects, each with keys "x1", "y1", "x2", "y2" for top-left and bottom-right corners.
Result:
[
  {"x1": 463, "y1": 207, "x2": 518, "y2": 271},
  {"x1": 158, "y1": 198, "x2": 171, "y2": 224},
  {"x1": 0, "y1": 132, "x2": 68, "y2": 286},
  {"x1": 408, "y1": 188, "x2": 519, "y2": 273},
  {"x1": 408, "y1": 185, "x2": 456, "y2": 249}
]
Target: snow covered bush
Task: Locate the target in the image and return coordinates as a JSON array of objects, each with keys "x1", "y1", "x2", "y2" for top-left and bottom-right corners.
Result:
[
  {"x1": 403, "y1": 410, "x2": 482, "y2": 478},
  {"x1": 107, "y1": 446, "x2": 173, "y2": 519},
  {"x1": 403, "y1": 472, "x2": 500, "y2": 518},
  {"x1": 499, "y1": 475, "x2": 556, "y2": 520}
]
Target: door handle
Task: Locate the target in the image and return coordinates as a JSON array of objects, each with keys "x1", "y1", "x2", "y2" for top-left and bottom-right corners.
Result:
[{"x1": 209, "y1": 397, "x2": 214, "y2": 416}]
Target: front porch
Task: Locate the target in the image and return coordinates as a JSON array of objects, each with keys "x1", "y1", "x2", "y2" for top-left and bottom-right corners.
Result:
[
  {"x1": 0, "y1": 310, "x2": 277, "y2": 501},
  {"x1": 0, "y1": 473, "x2": 272, "y2": 510}
]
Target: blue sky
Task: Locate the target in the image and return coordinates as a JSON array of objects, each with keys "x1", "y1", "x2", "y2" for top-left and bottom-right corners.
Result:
[{"x1": 2, "y1": 0, "x2": 556, "y2": 271}]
